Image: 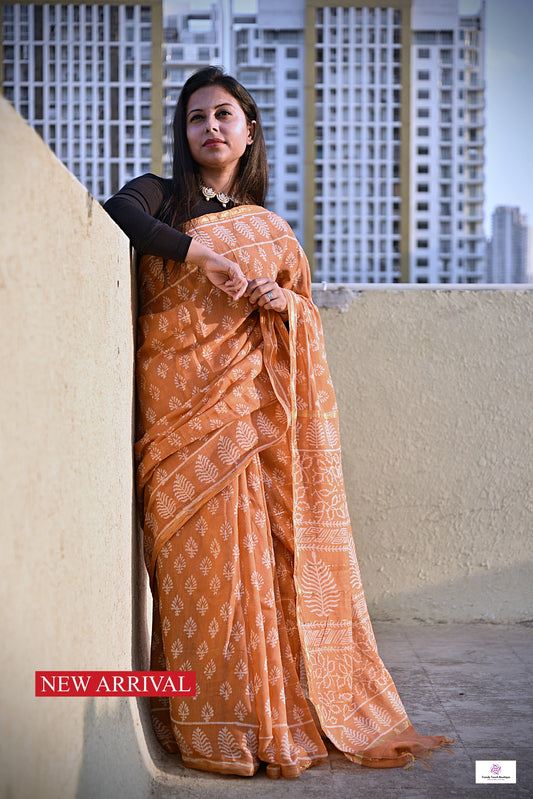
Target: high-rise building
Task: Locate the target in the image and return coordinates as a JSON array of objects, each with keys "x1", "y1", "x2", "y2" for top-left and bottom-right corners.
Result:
[
  {"x1": 305, "y1": 0, "x2": 486, "y2": 283},
  {"x1": 234, "y1": 0, "x2": 306, "y2": 240},
  {"x1": 307, "y1": 1, "x2": 406, "y2": 282},
  {"x1": 162, "y1": 9, "x2": 223, "y2": 177},
  {"x1": 160, "y1": 1, "x2": 306, "y2": 243},
  {"x1": 2, "y1": 0, "x2": 487, "y2": 283},
  {"x1": 486, "y1": 206, "x2": 531, "y2": 284},
  {"x1": 1, "y1": 1, "x2": 163, "y2": 202},
  {"x1": 230, "y1": 0, "x2": 487, "y2": 282},
  {"x1": 410, "y1": 0, "x2": 486, "y2": 284}
]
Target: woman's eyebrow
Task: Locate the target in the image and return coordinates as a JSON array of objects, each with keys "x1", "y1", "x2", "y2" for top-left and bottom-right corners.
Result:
[{"x1": 187, "y1": 102, "x2": 234, "y2": 117}]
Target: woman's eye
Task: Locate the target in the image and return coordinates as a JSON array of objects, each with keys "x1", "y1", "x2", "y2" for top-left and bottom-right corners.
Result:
[{"x1": 217, "y1": 109, "x2": 231, "y2": 117}]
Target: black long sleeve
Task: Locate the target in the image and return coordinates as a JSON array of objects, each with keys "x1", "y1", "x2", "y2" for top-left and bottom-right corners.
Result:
[{"x1": 103, "y1": 173, "x2": 193, "y2": 263}]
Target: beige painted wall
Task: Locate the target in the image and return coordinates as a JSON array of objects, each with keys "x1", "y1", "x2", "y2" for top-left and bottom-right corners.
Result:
[
  {"x1": 316, "y1": 285, "x2": 533, "y2": 623},
  {"x1": 0, "y1": 99, "x2": 154, "y2": 799},
  {"x1": 1, "y1": 100, "x2": 532, "y2": 798}
]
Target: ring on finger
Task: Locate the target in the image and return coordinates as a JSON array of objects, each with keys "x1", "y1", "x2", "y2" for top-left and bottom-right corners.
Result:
[{"x1": 266, "y1": 291, "x2": 273, "y2": 301}]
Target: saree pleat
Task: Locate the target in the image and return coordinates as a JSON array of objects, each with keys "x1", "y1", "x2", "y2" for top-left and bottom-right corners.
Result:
[{"x1": 135, "y1": 206, "x2": 451, "y2": 776}]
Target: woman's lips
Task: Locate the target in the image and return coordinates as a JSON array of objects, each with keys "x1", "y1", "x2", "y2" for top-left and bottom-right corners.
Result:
[{"x1": 203, "y1": 138, "x2": 225, "y2": 147}]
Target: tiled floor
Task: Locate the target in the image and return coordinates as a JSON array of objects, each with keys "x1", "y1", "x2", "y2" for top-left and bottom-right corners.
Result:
[{"x1": 154, "y1": 622, "x2": 533, "y2": 799}]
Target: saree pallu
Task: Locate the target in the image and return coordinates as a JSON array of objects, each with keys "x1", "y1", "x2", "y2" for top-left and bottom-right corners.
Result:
[{"x1": 135, "y1": 206, "x2": 451, "y2": 777}]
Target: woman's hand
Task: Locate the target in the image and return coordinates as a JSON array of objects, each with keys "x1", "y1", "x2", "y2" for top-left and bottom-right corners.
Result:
[
  {"x1": 245, "y1": 277, "x2": 287, "y2": 313},
  {"x1": 186, "y1": 239, "x2": 248, "y2": 300}
]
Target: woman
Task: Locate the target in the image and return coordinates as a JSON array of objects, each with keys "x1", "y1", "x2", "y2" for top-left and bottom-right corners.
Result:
[{"x1": 104, "y1": 66, "x2": 451, "y2": 779}]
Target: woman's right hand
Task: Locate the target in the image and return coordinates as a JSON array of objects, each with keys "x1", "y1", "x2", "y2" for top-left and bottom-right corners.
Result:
[{"x1": 186, "y1": 240, "x2": 247, "y2": 300}]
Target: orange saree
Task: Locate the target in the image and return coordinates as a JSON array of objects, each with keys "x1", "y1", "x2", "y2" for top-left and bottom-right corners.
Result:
[{"x1": 135, "y1": 206, "x2": 452, "y2": 777}]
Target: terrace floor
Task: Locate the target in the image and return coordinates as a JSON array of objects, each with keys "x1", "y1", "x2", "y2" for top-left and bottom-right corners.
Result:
[{"x1": 152, "y1": 621, "x2": 532, "y2": 799}]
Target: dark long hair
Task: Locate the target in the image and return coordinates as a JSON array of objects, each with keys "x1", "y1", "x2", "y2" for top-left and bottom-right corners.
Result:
[{"x1": 160, "y1": 67, "x2": 268, "y2": 231}]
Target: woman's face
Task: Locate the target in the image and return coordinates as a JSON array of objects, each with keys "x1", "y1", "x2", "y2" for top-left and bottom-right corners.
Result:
[{"x1": 186, "y1": 86, "x2": 255, "y2": 178}]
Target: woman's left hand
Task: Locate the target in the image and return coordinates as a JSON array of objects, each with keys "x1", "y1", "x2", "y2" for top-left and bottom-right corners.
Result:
[{"x1": 245, "y1": 278, "x2": 287, "y2": 313}]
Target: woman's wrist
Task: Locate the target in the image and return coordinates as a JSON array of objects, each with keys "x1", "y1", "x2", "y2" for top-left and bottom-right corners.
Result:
[{"x1": 185, "y1": 238, "x2": 210, "y2": 267}]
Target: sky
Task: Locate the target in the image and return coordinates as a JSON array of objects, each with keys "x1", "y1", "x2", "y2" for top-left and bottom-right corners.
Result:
[
  {"x1": 166, "y1": 0, "x2": 533, "y2": 236},
  {"x1": 462, "y1": 0, "x2": 533, "y2": 235}
]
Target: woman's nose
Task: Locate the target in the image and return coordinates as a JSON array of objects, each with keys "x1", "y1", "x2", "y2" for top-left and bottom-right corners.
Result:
[{"x1": 205, "y1": 115, "x2": 218, "y2": 132}]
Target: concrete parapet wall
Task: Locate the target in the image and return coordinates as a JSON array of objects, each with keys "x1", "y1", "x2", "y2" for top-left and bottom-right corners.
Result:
[
  {"x1": 315, "y1": 284, "x2": 533, "y2": 624},
  {"x1": 1, "y1": 100, "x2": 532, "y2": 799},
  {"x1": 0, "y1": 99, "x2": 153, "y2": 799}
]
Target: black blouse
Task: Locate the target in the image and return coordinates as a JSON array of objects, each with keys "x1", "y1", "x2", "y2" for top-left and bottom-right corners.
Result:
[{"x1": 103, "y1": 173, "x2": 237, "y2": 263}]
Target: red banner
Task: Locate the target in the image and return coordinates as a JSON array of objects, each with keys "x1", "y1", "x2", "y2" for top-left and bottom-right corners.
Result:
[{"x1": 35, "y1": 671, "x2": 196, "y2": 697}]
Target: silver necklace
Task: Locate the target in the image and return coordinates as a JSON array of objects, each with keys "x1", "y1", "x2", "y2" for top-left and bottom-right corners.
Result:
[{"x1": 199, "y1": 179, "x2": 235, "y2": 209}]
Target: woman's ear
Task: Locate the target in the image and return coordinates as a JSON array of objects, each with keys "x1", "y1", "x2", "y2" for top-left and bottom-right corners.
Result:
[{"x1": 247, "y1": 120, "x2": 256, "y2": 144}]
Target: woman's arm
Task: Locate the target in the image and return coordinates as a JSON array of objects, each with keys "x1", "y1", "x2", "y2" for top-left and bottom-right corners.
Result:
[
  {"x1": 104, "y1": 174, "x2": 247, "y2": 300},
  {"x1": 103, "y1": 173, "x2": 193, "y2": 262}
]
